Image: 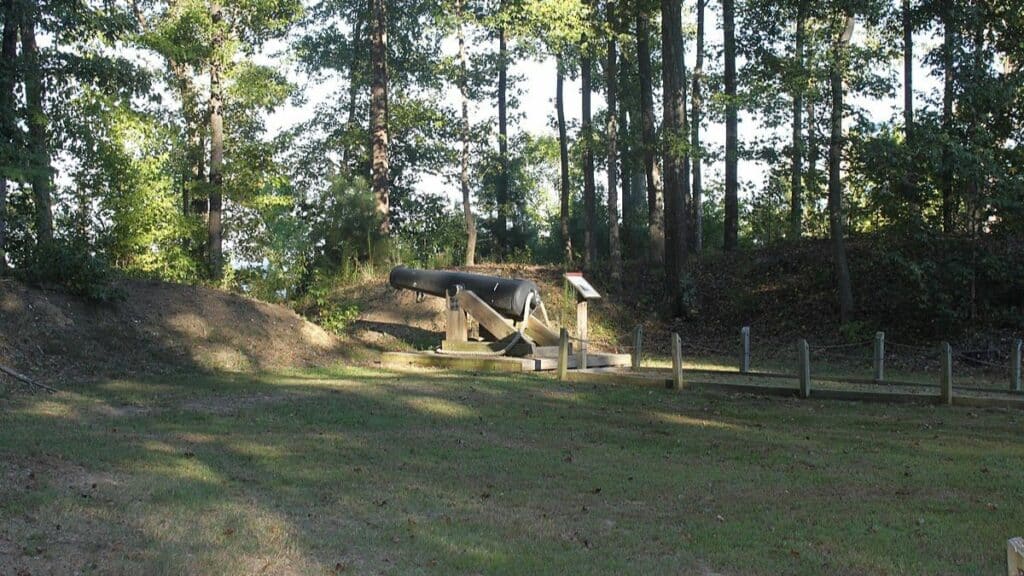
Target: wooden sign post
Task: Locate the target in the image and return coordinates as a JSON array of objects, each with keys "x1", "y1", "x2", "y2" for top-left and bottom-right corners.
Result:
[{"x1": 565, "y1": 273, "x2": 601, "y2": 371}]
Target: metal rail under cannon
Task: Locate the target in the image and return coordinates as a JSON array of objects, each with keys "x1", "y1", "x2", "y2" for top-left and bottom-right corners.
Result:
[{"x1": 384, "y1": 266, "x2": 631, "y2": 371}]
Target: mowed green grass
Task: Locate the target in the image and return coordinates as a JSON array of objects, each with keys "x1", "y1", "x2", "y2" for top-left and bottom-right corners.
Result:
[{"x1": 2, "y1": 367, "x2": 1023, "y2": 575}]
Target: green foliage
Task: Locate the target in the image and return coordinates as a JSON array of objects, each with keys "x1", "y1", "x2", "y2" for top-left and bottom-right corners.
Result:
[
  {"x1": 22, "y1": 237, "x2": 124, "y2": 302},
  {"x1": 296, "y1": 271, "x2": 360, "y2": 334}
]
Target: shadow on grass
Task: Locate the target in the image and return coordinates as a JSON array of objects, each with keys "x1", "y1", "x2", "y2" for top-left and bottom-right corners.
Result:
[{"x1": 3, "y1": 367, "x2": 1024, "y2": 574}]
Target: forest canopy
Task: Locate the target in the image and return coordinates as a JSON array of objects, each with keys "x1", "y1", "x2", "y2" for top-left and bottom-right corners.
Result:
[{"x1": 0, "y1": 0, "x2": 1022, "y2": 328}]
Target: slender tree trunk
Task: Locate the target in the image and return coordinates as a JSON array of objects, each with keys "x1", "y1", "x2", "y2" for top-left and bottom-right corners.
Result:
[
  {"x1": 556, "y1": 55, "x2": 572, "y2": 266},
  {"x1": 902, "y1": 0, "x2": 913, "y2": 137},
  {"x1": 790, "y1": 1, "x2": 805, "y2": 240},
  {"x1": 636, "y1": 7, "x2": 664, "y2": 265},
  {"x1": 371, "y1": 0, "x2": 390, "y2": 235},
  {"x1": 457, "y1": 0, "x2": 476, "y2": 266},
  {"x1": 606, "y1": 2, "x2": 621, "y2": 282},
  {"x1": 581, "y1": 38, "x2": 596, "y2": 270},
  {"x1": 495, "y1": 14, "x2": 510, "y2": 258},
  {"x1": 722, "y1": 0, "x2": 738, "y2": 251},
  {"x1": 0, "y1": 0, "x2": 16, "y2": 271},
  {"x1": 941, "y1": 6, "x2": 954, "y2": 234},
  {"x1": 828, "y1": 16, "x2": 855, "y2": 324},
  {"x1": 690, "y1": 0, "x2": 704, "y2": 252},
  {"x1": 207, "y1": 0, "x2": 225, "y2": 279},
  {"x1": 170, "y1": 62, "x2": 204, "y2": 216},
  {"x1": 20, "y1": 10, "x2": 52, "y2": 247},
  {"x1": 343, "y1": 14, "x2": 363, "y2": 167},
  {"x1": 619, "y1": 106, "x2": 632, "y2": 257},
  {"x1": 806, "y1": 90, "x2": 819, "y2": 206},
  {"x1": 661, "y1": 0, "x2": 688, "y2": 315}
]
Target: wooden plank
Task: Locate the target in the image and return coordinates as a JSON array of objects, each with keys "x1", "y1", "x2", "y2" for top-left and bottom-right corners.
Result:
[
  {"x1": 1008, "y1": 537, "x2": 1024, "y2": 576},
  {"x1": 525, "y1": 314, "x2": 561, "y2": 346},
  {"x1": 632, "y1": 325, "x2": 643, "y2": 371},
  {"x1": 440, "y1": 338, "x2": 534, "y2": 357},
  {"x1": 445, "y1": 308, "x2": 467, "y2": 343},
  {"x1": 798, "y1": 339, "x2": 811, "y2": 398},
  {"x1": 941, "y1": 342, "x2": 953, "y2": 405},
  {"x1": 577, "y1": 299, "x2": 588, "y2": 369},
  {"x1": 671, "y1": 333, "x2": 684, "y2": 389},
  {"x1": 873, "y1": 331, "x2": 885, "y2": 382},
  {"x1": 1012, "y1": 339, "x2": 1022, "y2": 392},
  {"x1": 457, "y1": 290, "x2": 516, "y2": 340},
  {"x1": 380, "y1": 351, "x2": 525, "y2": 372},
  {"x1": 740, "y1": 326, "x2": 750, "y2": 373},
  {"x1": 557, "y1": 328, "x2": 569, "y2": 381}
]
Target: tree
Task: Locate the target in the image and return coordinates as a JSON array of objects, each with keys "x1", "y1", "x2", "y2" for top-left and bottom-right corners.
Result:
[
  {"x1": 208, "y1": 0, "x2": 226, "y2": 278},
  {"x1": 690, "y1": 0, "x2": 705, "y2": 252},
  {"x1": 371, "y1": 0, "x2": 390, "y2": 235},
  {"x1": 556, "y1": 54, "x2": 573, "y2": 264},
  {"x1": 20, "y1": 2, "x2": 53, "y2": 247},
  {"x1": 456, "y1": 0, "x2": 476, "y2": 265},
  {"x1": 495, "y1": 0, "x2": 510, "y2": 257},
  {"x1": 790, "y1": 0, "x2": 806, "y2": 240},
  {"x1": 661, "y1": 0, "x2": 688, "y2": 314},
  {"x1": 828, "y1": 14, "x2": 854, "y2": 323},
  {"x1": 0, "y1": 0, "x2": 15, "y2": 271},
  {"x1": 635, "y1": 4, "x2": 664, "y2": 264},
  {"x1": 581, "y1": 5, "x2": 595, "y2": 270},
  {"x1": 605, "y1": 0, "x2": 621, "y2": 281},
  {"x1": 722, "y1": 0, "x2": 738, "y2": 250}
]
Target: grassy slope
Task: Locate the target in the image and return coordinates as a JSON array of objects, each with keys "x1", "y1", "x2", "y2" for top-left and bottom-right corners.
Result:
[{"x1": 2, "y1": 368, "x2": 1022, "y2": 575}]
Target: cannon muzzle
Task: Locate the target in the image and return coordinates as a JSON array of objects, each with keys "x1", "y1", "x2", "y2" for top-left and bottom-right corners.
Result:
[{"x1": 389, "y1": 266, "x2": 540, "y2": 320}]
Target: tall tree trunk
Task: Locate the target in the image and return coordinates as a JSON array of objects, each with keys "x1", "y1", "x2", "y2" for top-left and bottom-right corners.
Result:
[
  {"x1": 722, "y1": 0, "x2": 738, "y2": 251},
  {"x1": 457, "y1": 0, "x2": 476, "y2": 266},
  {"x1": 343, "y1": 14, "x2": 363, "y2": 167},
  {"x1": 556, "y1": 55, "x2": 572, "y2": 266},
  {"x1": 790, "y1": 1, "x2": 805, "y2": 241},
  {"x1": 496, "y1": 14, "x2": 510, "y2": 258},
  {"x1": 690, "y1": 0, "x2": 704, "y2": 252},
  {"x1": 20, "y1": 10, "x2": 52, "y2": 247},
  {"x1": 581, "y1": 36, "x2": 596, "y2": 270},
  {"x1": 636, "y1": 7, "x2": 664, "y2": 265},
  {"x1": 371, "y1": 0, "x2": 390, "y2": 235},
  {"x1": 902, "y1": 0, "x2": 913, "y2": 137},
  {"x1": 207, "y1": 0, "x2": 225, "y2": 279},
  {"x1": 606, "y1": 2, "x2": 621, "y2": 282},
  {"x1": 171, "y1": 62, "x2": 204, "y2": 216},
  {"x1": 619, "y1": 100, "x2": 632, "y2": 257},
  {"x1": 0, "y1": 0, "x2": 16, "y2": 271},
  {"x1": 940, "y1": 6, "x2": 954, "y2": 234},
  {"x1": 661, "y1": 0, "x2": 688, "y2": 315},
  {"x1": 828, "y1": 16, "x2": 855, "y2": 324}
]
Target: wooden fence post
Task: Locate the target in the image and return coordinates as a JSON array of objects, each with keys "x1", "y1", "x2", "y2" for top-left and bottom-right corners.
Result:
[
  {"x1": 1012, "y1": 339, "x2": 1022, "y2": 392},
  {"x1": 671, "y1": 333, "x2": 684, "y2": 390},
  {"x1": 1008, "y1": 537, "x2": 1024, "y2": 576},
  {"x1": 740, "y1": 326, "x2": 751, "y2": 373},
  {"x1": 798, "y1": 339, "x2": 811, "y2": 398},
  {"x1": 940, "y1": 342, "x2": 953, "y2": 405},
  {"x1": 632, "y1": 325, "x2": 643, "y2": 372},
  {"x1": 873, "y1": 331, "x2": 885, "y2": 382},
  {"x1": 558, "y1": 328, "x2": 569, "y2": 381}
]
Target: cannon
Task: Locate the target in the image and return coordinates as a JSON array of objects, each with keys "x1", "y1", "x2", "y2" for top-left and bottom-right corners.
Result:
[
  {"x1": 388, "y1": 266, "x2": 559, "y2": 355},
  {"x1": 389, "y1": 266, "x2": 540, "y2": 321}
]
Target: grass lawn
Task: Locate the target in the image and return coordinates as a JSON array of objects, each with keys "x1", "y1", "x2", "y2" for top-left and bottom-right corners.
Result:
[{"x1": 2, "y1": 366, "x2": 1023, "y2": 575}]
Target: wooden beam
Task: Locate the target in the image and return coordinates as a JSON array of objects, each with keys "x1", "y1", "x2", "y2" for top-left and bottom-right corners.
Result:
[
  {"x1": 457, "y1": 290, "x2": 516, "y2": 340},
  {"x1": 525, "y1": 314, "x2": 561, "y2": 346}
]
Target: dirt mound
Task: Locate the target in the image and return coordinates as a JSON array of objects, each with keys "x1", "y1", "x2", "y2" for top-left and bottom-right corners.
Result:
[{"x1": 0, "y1": 278, "x2": 346, "y2": 387}]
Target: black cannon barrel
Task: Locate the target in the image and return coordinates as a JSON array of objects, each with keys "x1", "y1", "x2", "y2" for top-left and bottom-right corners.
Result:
[{"x1": 389, "y1": 266, "x2": 540, "y2": 320}]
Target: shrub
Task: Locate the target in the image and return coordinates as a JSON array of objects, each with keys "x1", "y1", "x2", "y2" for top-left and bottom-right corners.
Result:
[{"x1": 22, "y1": 238, "x2": 124, "y2": 302}]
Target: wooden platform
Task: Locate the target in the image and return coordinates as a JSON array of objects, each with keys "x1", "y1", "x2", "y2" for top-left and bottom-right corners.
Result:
[{"x1": 380, "y1": 350, "x2": 632, "y2": 372}]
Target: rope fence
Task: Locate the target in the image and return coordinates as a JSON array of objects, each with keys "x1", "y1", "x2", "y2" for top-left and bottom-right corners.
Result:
[{"x1": 590, "y1": 326, "x2": 1023, "y2": 394}]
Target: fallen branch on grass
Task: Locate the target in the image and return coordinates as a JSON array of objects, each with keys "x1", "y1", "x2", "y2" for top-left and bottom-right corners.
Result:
[{"x1": 0, "y1": 363, "x2": 58, "y2": 393}]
